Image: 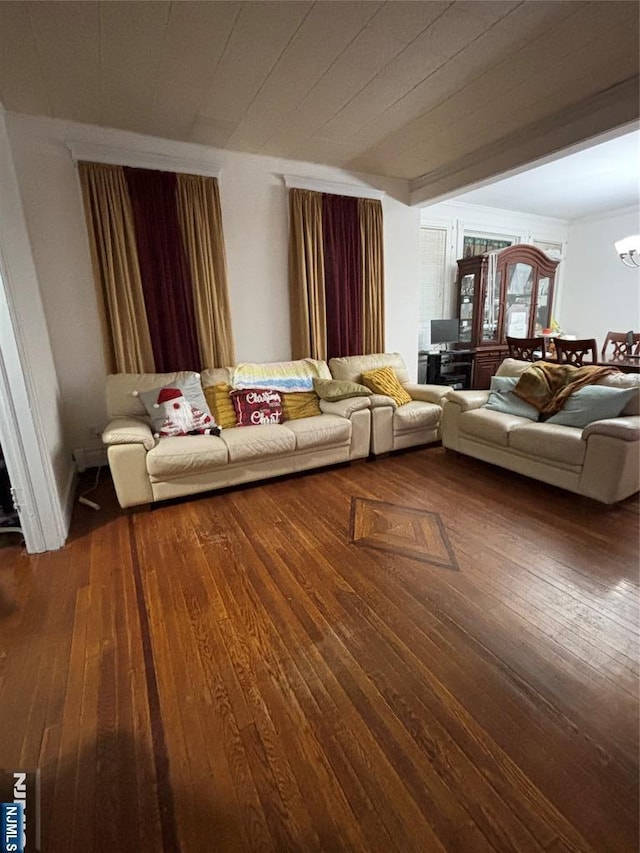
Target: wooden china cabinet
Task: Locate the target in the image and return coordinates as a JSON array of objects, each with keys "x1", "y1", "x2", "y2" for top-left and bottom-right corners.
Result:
[{"x1": 455, "y1": 244, "x2": 559, "y2": 388}]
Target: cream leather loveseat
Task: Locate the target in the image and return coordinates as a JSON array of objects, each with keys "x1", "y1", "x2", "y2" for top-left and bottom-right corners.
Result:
[
  {"x1": 441, "y1": 359, "x2": 640, "y2": 504},
  {"x1": 328, "y1": 353, "x2": 450, "y2": 454},
  {"x1": 102, "y1": 361, "x2": 372, "y2": 509}
]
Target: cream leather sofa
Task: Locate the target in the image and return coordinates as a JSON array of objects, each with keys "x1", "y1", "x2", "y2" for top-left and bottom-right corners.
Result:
[
  {"x1": 102, "y1": 362, "x2": 372, "y2": 509},
  {"x1": 328, "y1": 353, "x2": 450, "y2": 454},
  {"x1": 441, "y1": 358, "x2": 640, "y2": 504}
]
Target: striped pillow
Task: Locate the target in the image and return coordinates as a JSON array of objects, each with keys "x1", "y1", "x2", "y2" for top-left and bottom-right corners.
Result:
[
  {"x1": 361, "y1": 366, "x2": 412, "y2": 406},
  {"x1": 203, "y1": 382, "x2": 237, "y2": 429},
  {"x1": 281, "y1": 391, "x2": 322, "y2": 420}
]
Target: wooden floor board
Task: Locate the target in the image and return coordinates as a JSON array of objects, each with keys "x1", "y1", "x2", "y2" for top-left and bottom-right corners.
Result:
[{"x1": 0, "y1": 446, "x2": 637, "y2": 851}]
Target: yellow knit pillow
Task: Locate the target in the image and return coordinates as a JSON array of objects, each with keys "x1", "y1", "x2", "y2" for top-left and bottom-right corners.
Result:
[
  {"x1": 281, "y1": 391, "x2": 322, "y2": 420},
  {"x1": 204, "y1": 382, "x2": 237, "y2": 428},
  {"x1": 361, "y1": 366, "x2": 412, "y2": 406}
]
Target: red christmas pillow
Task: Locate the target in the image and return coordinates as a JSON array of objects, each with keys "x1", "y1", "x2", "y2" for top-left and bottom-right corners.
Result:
[{"x1": 230, "y1": 388, "x2": 283, "y2": 426}]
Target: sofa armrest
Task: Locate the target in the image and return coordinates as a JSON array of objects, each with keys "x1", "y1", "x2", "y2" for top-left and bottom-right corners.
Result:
[
  {"x1": 368, "y1": 393, "x2": 397, "y2": 409},
  {"x1": 446, "y1": 390, "x2": 490, "y2": 411},
  {"x1": 583, "y1": 416, "x2": 640, "y2": 442},
  {"x1": 319, "y1": 397, "x2": 371, "y2": 418},
  {"x1": 102, "y1": 417, "x2": 155, "y2": 451},
  {"x1": 403, "y1": 383, "x2": 450, "y2": 405}
]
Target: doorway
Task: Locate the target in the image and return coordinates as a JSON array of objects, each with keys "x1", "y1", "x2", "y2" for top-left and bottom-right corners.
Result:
[{"x1": 0, "y1": 263, "x2": 67, "y2": 553}]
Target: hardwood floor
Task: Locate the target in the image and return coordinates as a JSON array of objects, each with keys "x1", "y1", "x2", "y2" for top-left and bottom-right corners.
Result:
[{"x1": 0, "y1": 447, "x2": 638, "y2": 852}]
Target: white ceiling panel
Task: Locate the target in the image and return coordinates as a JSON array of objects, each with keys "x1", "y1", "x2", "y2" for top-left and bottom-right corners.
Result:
[
  {"x1": 0, "y1": 0, "x2": 637, "y2": 210},
  {"x1": 28, "y1": 1, "x2": 101, "y2": 124},
  {"x1": 149, "y1": 1, "x2": 240, "y2": 139},
  {"x1": 0, "y1": 2, "x2": 51, "y2": 115},
  {"x1": 100, "y1": 1, "x2": 172, "y2": 131},
  {"x1": 198, "y1": 1, "x2": 309, "y2": 126},
  {"x1": 351, "y1": 0, "x2": 637, "y2": 179},
  {"x1": 340, "y1": 1, "x2": 585, "y2": 171},
  {"x1": 317, "y1": 1, "x2": 519, "y2": 143},
  {"x1": 258, "y1": 0, "x2": 451, "y2": 158},
  {"x1": 226, "y1": 1, "x2": 382, "y2": 152}
]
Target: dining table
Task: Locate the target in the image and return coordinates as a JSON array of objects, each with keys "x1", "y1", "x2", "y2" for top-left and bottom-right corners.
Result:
[{"x1": 594, "y1": 355, "x2": 640, "y2": 373}]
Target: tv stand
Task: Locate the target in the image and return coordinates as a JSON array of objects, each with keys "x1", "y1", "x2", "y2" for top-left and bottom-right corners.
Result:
[{"x1": 418, "y1": 350, "x2": 473, "y2": 390}]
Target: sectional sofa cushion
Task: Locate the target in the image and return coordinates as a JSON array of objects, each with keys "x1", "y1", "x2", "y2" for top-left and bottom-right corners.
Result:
[
  {"x1": 285, "y1": 414, "x2": 351, "y2": 450},
  {"x1": 220, "y1": 425, "x2": 296, "y2": 462},
  {"x1": 459, "y1": 409, "x2": 530, "y2": 447},
  {"x1": 146, "y1": 435, "x2": 229, "y2": 479},
  {"x1": 508, "y1": 423, "x2": 587, "y2": 466},
  {"x1": 393, "y1": 401, "x2": 441, "y2": 432}
]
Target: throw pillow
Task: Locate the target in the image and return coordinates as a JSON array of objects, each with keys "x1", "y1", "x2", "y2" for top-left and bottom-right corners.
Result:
[
  {"x1": 546, "y1": 386, "x2": 634, "y2": 428},
  {"x1": 152, "y1": 387, "x2": 220, "y2": 437},
  {"x1": 313, "y1": 378, "x2": 372, "y2": 402},
  {"x1": 360, "y1": 367, "x2": 412, "y2": 406},
  {"x1": 137, "y1": 373, "x2": 211, "y2": 433},
  {"x1": 204, "y1": 382, "x2": 237, "y2": 429},
  {"x1": 230, "y1": 388, "x2": 283, "y2": 426},
  {"x1": 484, "y1": 376, "x2": 540, "y2": 421},
  {"x1": 281, "y1": 391, "x2": 322, "y2": 420}
]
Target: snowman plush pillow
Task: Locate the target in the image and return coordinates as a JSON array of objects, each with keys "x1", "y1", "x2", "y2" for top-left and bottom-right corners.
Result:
[{"x1": 137, "y1": 385, "x2": 220, "y2": 437}]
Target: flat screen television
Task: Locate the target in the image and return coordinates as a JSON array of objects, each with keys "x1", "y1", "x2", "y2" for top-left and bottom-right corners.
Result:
[{"x1": 430, "y1": 319, "x2": 460, "y2": 345}]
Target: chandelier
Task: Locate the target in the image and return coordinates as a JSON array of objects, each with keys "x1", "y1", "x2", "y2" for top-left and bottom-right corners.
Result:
[{"x1": 615, "y1": 235, "x2": 640, "y2": 268}]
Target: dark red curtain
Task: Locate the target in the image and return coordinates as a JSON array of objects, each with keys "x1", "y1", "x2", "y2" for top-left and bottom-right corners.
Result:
[
  {"x1": 124, "y1": 167, "x2": 200, "y2": 372},
  {"x1": 322, "y1": 194, "x2": 363, "y2": 359}
]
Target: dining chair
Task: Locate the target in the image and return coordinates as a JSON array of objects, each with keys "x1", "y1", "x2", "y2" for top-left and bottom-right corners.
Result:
[
  {"x1": 601, "y1": 331, "x2": 640, "y2": 360},
  {"x1": 506, "y1": 336, "x2": 546, "y2": 361},
  {"x1": 553, "y1": 337, "x2": 598, "y2": 366}
]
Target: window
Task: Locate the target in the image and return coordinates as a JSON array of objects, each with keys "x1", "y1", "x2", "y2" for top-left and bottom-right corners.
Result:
[
  {"x1": 462, "y1": 234, "x2": 513, "y2": 257},
  {"x1": 418, "y1": 227, "x2": 447, "y2": 350}
]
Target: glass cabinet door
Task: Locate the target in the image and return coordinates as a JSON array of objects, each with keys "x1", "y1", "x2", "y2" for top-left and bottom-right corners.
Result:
[
  {"x1": 535, "y1": 276, "x2": 551, "y2": 334},
  {"x1": 504, "y1": 262, "x2": 533, "y2": 338},
  {"x1": 481, "y1": 269, "x2": 501, "y2": 343},
  {"x1": 458, "y1": 273, "x2": 475, "y2": 343}
]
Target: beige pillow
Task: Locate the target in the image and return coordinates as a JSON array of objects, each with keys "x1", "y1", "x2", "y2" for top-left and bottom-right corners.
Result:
[
  {"x1": 361, "y1": 366, "x2": 412, "y2": 406},
  {"x1": 313, "y1": 378, "x2": 372, "y2": 402}
]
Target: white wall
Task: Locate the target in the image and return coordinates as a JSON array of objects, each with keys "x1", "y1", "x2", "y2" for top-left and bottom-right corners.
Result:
[
  {"x1": 5, "y1": 113, "x2": 419, "y2": 455},
  {"x1": 0, "y1": 109, "x2": 73, "y2": 547},
  {"x1": 559, "y1": 207, "x2": 640, "y2": 346}
]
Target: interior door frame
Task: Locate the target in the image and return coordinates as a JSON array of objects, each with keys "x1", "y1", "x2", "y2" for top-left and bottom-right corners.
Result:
[{"x1": 0, "y1": 258, "x2": 65, "y2": 553}]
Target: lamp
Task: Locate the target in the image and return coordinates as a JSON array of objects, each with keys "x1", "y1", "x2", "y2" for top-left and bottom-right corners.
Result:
[{"x1": 615, "y1": 235, "x2": 640, "y2": 268}]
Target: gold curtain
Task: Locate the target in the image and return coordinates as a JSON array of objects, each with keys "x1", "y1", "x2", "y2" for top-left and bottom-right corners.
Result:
[
  {"x1": 359, "y1": 198, "x2": 385, "y2": 354},
  {"x1": 288, "y1": 188, "x2": 326, "y2": 360},
  {"x1": 175, "y1": 174, "x2": 235, "y2": 368},
  {"x1": 78, "y1": 162, "x2": 155, "y2": 373}
]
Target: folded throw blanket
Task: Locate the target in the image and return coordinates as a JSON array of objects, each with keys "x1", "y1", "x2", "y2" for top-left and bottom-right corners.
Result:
[
  {"x1": 231, "y1": 358, "x2": 329, "y2": 393},
  {"x1": 513, "y1": 362, "x2": 618, "y2": 417}
]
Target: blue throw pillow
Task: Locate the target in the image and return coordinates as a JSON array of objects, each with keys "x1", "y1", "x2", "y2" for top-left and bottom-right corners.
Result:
[
  {"x1": 546, "y1": 386, "x2": 634, "y2": 428},
  {"x1": 484, "y1": 376, "x2": 539, "y2": 420}
]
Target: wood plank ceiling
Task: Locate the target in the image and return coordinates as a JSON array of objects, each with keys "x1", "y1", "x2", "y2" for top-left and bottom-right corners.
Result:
[{"x1": 0, "y1": 1, "x2": 637, "y2": 199}]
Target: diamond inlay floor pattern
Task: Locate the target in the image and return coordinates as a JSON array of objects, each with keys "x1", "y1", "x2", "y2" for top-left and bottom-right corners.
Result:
[{"x1": 349, "y1": 497, "x2": 459, "y2": 570}]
